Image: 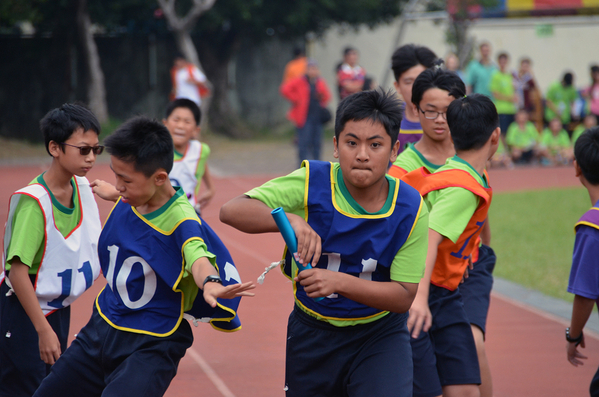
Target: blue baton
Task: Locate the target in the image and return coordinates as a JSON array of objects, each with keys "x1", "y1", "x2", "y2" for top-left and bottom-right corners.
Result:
[{"x1": 271, "y1": 207, "x2": 324, "y2": 302}]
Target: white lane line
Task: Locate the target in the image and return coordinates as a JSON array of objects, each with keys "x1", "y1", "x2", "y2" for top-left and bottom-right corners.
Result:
[{"x1": 186, "y1": 347, "x2": 237, "y2": 397}]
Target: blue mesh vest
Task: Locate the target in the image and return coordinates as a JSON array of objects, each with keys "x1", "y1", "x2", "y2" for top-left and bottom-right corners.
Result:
[{"x1": 282, "y1": 161, "x2": 423, "y2": 322}]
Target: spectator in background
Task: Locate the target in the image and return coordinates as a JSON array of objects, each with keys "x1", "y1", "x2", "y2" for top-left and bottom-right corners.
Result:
[
  {"x1": 513, "y1": 57, "x2": 542, "y2": 131},
  {"x1": 445, "y1": 52, "x2": 465, "y2": 82},
  {"x1": 582, "y1": 65, "x2": 599, "y2": 124},
  {"x1": 282, "y1": 47, "x2": 308, "y2": 84},
  {"x1": 337, "y1": 47, "x2": 366, "y2": 100},
  {"x1": 170, "y1": 56, "x2": 209, "y2": 107},
  {"x1": 506, "y1": 109, "x2": 539, "y2": 164},
  {"x1": 490, "y1": 52, "x2": 517, "y2": 142},
  {"x1": 465, "y1": 41, "x2": 496, "y2": 97},
  {"x1": 545, "y1": 72, "x2": 578, "y2": 132},
  {"x1": 539, "y1": 118, "x2": 574, "y2": 165},
  {"x1": 572, "y1": 114, "x2": 597, "y2": 146},
  {"x1": 281, "y1": 59, "x2": 332, "y2": 166}
]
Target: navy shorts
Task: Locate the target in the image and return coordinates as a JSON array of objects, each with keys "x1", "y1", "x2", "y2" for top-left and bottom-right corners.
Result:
[
  {"x1": 411, "y1": 286, "x2": 480, "y2": 397},
  {"x1": 460, "y1": 244, "x2": 496, "y2": 335},
  {"x1": 33, "y1": 305, "x2": 193, "y2": 397},
  {"x1": 0, "y1": 277, "x2": 70, "y2": 397},
  {"x1": 285, "y1": 306, "x2": 412, "y2": 397}
]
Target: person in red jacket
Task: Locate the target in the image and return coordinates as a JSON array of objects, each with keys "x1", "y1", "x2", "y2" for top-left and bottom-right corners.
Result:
[{"x1": 281, "y1": 59, "x2": 332, "y2": 166}]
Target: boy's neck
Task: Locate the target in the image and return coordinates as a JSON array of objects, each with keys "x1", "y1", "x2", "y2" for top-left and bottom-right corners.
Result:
[
  {"x1": 403, "y1": 105, "x2": 419, "y2": 123},
  {"x1": 342, "y1": 175, "x2": 389, "y2": 214},
  {"x1": 586, "y1": 185, "x2": 599, "y2": 206},
  {"x1": 414, "y1": 135, "x2": 455, "y2": 166},
  {"x1": 455, "y1": 150, "x2": 488, "y2": 177},
  {"x1": 44, "y1": 160, "x2": 76, "y2": 207},
  {"x1": 174, "y1": 141, "x2": 189, "y2": 155},
  {"x1": 136, "y1": 184, "x2": 177, "y2": 215}
]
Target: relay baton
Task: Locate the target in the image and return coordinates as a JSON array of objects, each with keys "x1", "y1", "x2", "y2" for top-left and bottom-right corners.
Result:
[
  {"x1": 271, "y1": 208, "x2": 324, "y2": 302},
  {"x1": 271, "y1": 207, "x2": 311, "y2": 272}
]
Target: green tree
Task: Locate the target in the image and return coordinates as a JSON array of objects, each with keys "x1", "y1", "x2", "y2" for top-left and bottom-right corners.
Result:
[{"x1": 190, "y1": 0, "x2": 404, "y2": 136}]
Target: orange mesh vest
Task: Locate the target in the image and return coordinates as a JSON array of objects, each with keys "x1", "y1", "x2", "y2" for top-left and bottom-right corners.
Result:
[
  {"x1": 388, "y1": 164, "x2": 408, "y2": 179},
  {"x1": 402, "y1": 167, "x2": 492, "y2": 290}
]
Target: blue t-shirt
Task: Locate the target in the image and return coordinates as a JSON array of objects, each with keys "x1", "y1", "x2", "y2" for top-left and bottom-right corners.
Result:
[{"x1": 568, "y1": 203, "x2": 599, "y2": 301}]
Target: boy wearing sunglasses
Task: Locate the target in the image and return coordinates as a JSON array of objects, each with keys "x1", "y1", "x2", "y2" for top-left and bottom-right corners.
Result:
[{"x1": 0, "y1": 104, "x2": 104, "y2": 396}]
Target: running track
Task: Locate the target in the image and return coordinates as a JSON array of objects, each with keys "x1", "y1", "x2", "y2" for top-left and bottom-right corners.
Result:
[{"x1": 1, "y1": 163, "x2": 596, "y2": 396}]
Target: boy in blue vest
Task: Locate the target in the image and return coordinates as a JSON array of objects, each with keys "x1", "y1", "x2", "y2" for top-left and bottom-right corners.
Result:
[
  {"x1": 0, "y1": 104, "x2": 103, "y2": 397},
  {"x1": 33, "y1": 117, "x2": 254, "y2": 397},
  {"x1": 565, "y1": 126, "x2": 599, "y2": 396},
  {"x1": 220, "y1": 89, "x2": 429, "y2": 396}
]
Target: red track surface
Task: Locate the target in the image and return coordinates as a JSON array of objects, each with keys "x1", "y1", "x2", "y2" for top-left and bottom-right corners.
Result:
[{"x1": 0, "y1": 163, "x2": 593, "y2": 396}]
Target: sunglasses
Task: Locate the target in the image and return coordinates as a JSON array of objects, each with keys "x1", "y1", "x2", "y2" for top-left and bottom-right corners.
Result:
[{"x1": 61, "y1": 142, "x2": 105, "y2": 156}]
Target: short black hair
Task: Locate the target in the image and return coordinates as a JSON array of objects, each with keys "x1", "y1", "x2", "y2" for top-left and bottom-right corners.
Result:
[
  {"x1": 391, "y1": 44, "x2": 438, "y2": 82},
  {"x1": 343, "y1": 46, "x2": 356, "y2": 56},
  {"x1": 165, "y1": 98, "x2": 201, "y2": 125},
  {"x1": 446, "y1": 94, "x2": 499, "y2": 151},
  {"x1": 563, "y1": 72, "x2": 574, "y2": 86},
  {"x1": 575, "y1": 127, "x2": 599, "y2": 185},
  {"x1": 104, "y1": 116, "x2": 174, "y2": 177},
  {"x1": 334, "y1": 88, "x2": 402, "y2": 145},
  {"x1": 411, "y1": 68, "x2": 466, "y2": 108},
  {"x1": 293, "y1": 46, "x2": 304, "y2": 58},
  {"x1": 40, "y1": 103, "x2": 101, "y2": 156},
  {"x1": 497, "y1": 52, "x2": 509, "y2": 61}
]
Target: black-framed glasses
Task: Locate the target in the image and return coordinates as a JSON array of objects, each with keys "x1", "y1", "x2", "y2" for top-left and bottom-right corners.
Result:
[
  {"x1": 61, "y1": 142, "x2": 104, "y2": 155},
  {"x1": 419, "y1": 108, "x2": 447, "y2": 120}
]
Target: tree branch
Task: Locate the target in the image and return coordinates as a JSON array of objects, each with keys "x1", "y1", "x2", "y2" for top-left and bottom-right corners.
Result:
[{"x1": 157, "y1": 0, "x2": 216, "y2": 32}]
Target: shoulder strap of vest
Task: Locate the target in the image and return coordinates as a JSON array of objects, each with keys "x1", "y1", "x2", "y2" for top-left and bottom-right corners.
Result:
[
  {"x1": 402, "y1": 167, "x2": 490, "y2": 203},
  {"x1": 575, "y1": 207, "x2": 599, "y2": 232},
  {"x1": 388, "y1": 164, "x2": 407, "y2": 179}
]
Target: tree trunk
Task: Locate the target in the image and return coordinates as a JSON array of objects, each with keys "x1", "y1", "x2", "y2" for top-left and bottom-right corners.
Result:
[
  {"x1": 75, "y1": 0, "x2": 108, "y2": 124},
  {"x1": 197, "y1": 38, "x2": 252, "y2": 138}
]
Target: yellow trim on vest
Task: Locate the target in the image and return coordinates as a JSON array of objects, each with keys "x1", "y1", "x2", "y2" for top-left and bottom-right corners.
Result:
[
  {"x1": 405, "y1": 196, "x2": 424, "y2": 242},
  {"x1": 331, "y1": 166, "x2": 400, "y2": 219},
  {"x1": 131, "y1": 207, "x2": 201, "y2": 235}
]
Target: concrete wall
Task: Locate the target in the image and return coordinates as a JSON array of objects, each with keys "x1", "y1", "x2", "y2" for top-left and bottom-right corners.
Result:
[{"x1": 311, "y1": 14, "x2": 599, "y2": 112}]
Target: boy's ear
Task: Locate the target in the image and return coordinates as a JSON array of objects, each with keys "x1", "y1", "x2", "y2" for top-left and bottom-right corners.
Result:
[
  {"x1": 392, "y1": 81, "x2": 402, "y2": 100},
  {"x1": 573, "y1": 159, "x2": 582, "y2": 178},
  {"x1": 48, "y1": 140, "x2": 62, "y2": 158},
  {"x1": 333, "y1": 136, "x2": 339, "y2": 159},
  {"x1": 390, "y1": 140, "x2": 400, "y2": 163},
  {"x1": 490, "y1": 127, "x2": 501, "y2": 145},
  {"x1": 154, "y1": 170, "x2": 170, "y2": 186}
]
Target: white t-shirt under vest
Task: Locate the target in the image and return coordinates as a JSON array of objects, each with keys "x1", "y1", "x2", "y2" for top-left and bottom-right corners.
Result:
[
  {"x1": 1, "y1": 176, "x2": 101, "y2": 315},
  {"x1": 169, "y1": 140, "x2": 203, "y2": 206}
]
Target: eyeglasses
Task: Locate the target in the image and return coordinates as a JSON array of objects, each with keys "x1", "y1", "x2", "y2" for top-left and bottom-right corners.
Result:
[
  {"x1": 61, "y1": 142, "x2": 104, "y2": 156},
  {"x1": 419, "y1": 108, "x2": 447, "y2": 120}
]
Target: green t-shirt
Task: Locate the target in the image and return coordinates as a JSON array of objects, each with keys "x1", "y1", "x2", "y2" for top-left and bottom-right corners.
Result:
[
  {"x1": 489, "y1": 70, "x2": 517, "y2": 115},
  {"x1": 545, "y1": 81, "x2": 578, "y2": 124},
  {"x1": 393, "y1": 143, "x2": 443, "y2": 173},
  {"x1": 135, "y1": 187, "x2": 215, "y2": 311},
  {"x1": 539, "y1": 128, "x2": 572, "y2": 153},
  {"x1": 465, "y1": 60, "x2": 497, "y2": 97},
  {"x1": 572, "y1": 125, "x2": 586, "y2": 146},
  {"x1": 425, "y1": 156, "x2": 488, "y2": 244},
  {"x1": 506, "y1": 121, "x2": 539, "y2": 149},
  {"x1": 246, "y1": 163, "x2": 429, "y2": 326},
  {"x1": 6, "y1": 174, "x2": 81, "y2": 274},
  {"x1": 173, "y1": 141, "x2": 211, "y2": 195}
]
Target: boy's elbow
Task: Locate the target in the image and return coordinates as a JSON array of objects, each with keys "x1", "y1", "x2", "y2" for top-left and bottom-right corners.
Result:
[{"x1": 219, "y1": 201, "x2": 235, "y2": 226}]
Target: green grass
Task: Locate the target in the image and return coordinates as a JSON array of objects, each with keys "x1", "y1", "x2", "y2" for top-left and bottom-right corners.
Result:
[{"x1": 489, "y1": 187, "x2": 590, "y2": 302}]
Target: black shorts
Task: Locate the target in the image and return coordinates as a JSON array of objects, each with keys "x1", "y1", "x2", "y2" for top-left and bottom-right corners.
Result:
[
  {"x1": 0, "y1": 278, "x2": 70, "y2": 397},
  {"x1": 33, "y1": 305, "x2": 193, "y2": 397},
  {"x1": 285, "y1": 306, "x2": 412, "y2": 397},
  {"x1": 461, "y1": 244, "x2": 496, "y2": 335}
]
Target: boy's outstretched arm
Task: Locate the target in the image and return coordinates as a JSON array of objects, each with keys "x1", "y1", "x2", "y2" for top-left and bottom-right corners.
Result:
[
  {"x1": 191, "y1": 256, "x2": 255, "y2": 308},
  {"x1": 407, "y1": 229, "x2": 444, "y2": 339},
  {"x1": 296, "y1": 270, "x2": 418, "y2": 313},
  {"x1": 8, "y1": 259, "x2": 61, "y2": 365},
  {"x1": 220, "y1": 195, "x2": 322, "y2": 266},
  {"x1": 90, "y1": 179, "x2": 120, "y2": 202},
  {"x1": 567, "y1": 294, "x2": 594, "y2": 366}
]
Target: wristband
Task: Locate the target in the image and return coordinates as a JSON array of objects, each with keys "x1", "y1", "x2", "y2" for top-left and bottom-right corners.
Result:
[
  {"x1": 565, "y1": 327, "x2": 584, "y2": 346},
  {"x1": 202, "y1": 275, "x2": 222, "y2": 289}
]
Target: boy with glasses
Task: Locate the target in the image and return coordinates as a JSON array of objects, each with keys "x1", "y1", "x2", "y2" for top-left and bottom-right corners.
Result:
[{"x1": 0, "y1": 104, "x2": 103, "y2": 396}]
